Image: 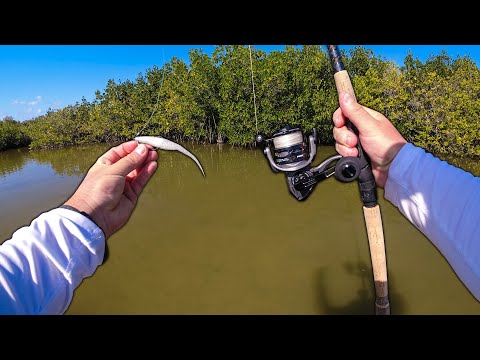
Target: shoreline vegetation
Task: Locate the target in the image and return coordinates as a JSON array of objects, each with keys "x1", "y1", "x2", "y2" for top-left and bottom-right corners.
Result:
[{"x1": 1, "y1": 45, "x2": 479, "y2": 163}]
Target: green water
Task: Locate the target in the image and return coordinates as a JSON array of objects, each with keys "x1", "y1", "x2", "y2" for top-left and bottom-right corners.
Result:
[{"x1": 1, "y1": 143, "x2": 479, "y2": 314}]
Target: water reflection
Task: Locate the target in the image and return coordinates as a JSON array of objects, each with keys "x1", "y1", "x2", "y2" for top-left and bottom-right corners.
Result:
[
  {"x1": 314, "y1": 262, "x2": 405, "y2": 315},
  {"x1": 28, "y1": 143, "x2": 112, "y2": 176},
  {"x1": 0, "y1": 144, "x2": 111, "y2": 242},
  {"x1": 0, "y1": 148, "x2": 30, "y2": 177}
]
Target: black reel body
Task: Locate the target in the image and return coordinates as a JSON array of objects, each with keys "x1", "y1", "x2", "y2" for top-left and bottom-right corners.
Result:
[{"x1": 256, "y1": 126, "x2": 366, "y2": 201}]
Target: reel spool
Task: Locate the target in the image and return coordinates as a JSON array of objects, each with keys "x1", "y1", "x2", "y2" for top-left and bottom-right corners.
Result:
[
  {"x1": 256, "y1": 126, "x2": 318, "y2": 173},
  {"x1": 270, "y1": 127, "x2": 310, "y2": 166}
]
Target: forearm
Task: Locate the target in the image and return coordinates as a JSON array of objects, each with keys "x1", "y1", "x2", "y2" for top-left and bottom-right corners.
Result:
[
  {"x1": 384, "y1": 143, "x2": 480, "y2": 301},
  {"x1": 0, "y1": 208, "x2": 105, "y2": 314}
]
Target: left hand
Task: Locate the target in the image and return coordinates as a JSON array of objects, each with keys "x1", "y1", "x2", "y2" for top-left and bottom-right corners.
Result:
[{"x1": 64, "y1": 141, "x2": 158, "y2": 238}]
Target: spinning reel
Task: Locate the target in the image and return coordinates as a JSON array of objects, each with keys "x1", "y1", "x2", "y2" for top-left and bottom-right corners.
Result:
[{"x1": 256, "y1": 126, "x2": 374, "y2": 202}]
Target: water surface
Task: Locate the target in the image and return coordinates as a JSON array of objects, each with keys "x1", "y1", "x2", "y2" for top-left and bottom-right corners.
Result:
[{"x1": 1, "y1": 144, "x2": 479, "y2": 314}]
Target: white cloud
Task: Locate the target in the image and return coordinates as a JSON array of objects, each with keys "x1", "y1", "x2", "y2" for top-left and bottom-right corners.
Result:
[
  {"x1": 10, "y1": 96, "x2": 44, "y2": 120},
  {"x1": 28, "y1": 96, "x2": 42, "y2": 106},
  {"x1": 12, "y1": 96, "x2": 42, "y2": 106}
]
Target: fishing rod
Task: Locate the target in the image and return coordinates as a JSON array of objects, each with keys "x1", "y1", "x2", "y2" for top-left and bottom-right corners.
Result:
[
  {"x1": 254, "y1": 45, "x2": 390, "y2": 314},
  {"x1": 327, "y1": 45, "x2": 389, "y2": 315}
]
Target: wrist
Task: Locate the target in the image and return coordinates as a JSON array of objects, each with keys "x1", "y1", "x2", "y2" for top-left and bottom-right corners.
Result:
[
  {"x1": 59, "y1": 204, "x2": 109, "y2": 264},
  {"x1": 377, "y1": 141, "x2": 408, "y2": 188},
  {"x1": 63, "y1": 196, "x2": 107, "y2": 237},
  {"x1": 60, "y1": 204, "x2": 96, "y2": 225}
]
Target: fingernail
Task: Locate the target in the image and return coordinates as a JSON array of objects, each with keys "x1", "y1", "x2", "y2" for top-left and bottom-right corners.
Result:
[
  {"x1": 135, "y1": 144, "x2": 146, "y2": 155},
  {"x1": 342, "y1": 92, "x2": 352, "y2": 104}
]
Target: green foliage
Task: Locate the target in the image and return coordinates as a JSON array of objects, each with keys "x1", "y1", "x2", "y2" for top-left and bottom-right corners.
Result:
[
  {"x1": 2, "y1": 45, "x2": 479, "y2": 159},
  {"x1": 215, "y1": 45, "x2": 261, "y2": 145},
  {"x1": 0, "y1": 116, "x2": 30, "y2": 151},
  {"x1": 188, "y1": 49, "x2": 221, "y2": 143}
]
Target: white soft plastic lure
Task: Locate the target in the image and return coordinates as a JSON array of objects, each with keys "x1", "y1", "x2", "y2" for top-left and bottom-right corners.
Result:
[{"x1": 135, "y1": 136, "x2": 205, "y2": 177}]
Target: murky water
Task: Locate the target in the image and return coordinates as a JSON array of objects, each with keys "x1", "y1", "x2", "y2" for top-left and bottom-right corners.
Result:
[{"x1": 1, "y1": 143, "x2": 479, "y2": 314}]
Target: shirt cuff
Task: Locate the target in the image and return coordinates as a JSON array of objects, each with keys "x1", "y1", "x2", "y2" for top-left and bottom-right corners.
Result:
[
  {"x1": 51, "y1": 207, "x2": 106, "y2": 263},
  {"x1": 384, "y1": 143, "x2": 421, "y2": 206}
]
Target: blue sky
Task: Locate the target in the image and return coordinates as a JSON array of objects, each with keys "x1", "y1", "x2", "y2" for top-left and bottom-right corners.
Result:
[{"x1": 1, "y1": 45, "x2": 480, "y2": 121}]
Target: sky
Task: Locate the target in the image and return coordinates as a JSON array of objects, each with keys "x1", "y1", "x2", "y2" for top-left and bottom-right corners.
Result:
[{"x1": 1, "y1": 45, "x2": 480, "y2": 121}]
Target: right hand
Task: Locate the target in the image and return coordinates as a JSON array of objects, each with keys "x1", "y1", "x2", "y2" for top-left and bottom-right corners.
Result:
[{"x1": 332, "y1": 92, "x2": 407, "y2": 188}]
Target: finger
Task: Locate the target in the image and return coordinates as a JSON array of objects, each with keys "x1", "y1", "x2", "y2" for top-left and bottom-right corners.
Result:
[
  {"x1": 363, "y1": 106, "x2": 383, "y2": 119},
  {"x1": 332, "y1": 107, "x2": 346, "y2": 128},
  {"x1": 338, "y1": 102, "x2": 383, "y2": 120},
  {"x1": 339, "y1": 92, "x2": 378, "y2": 134},
  {"x1": 131, "y1": 161, "x2": 158, "y2": 197},
  {"x1": 335, "y1": 143, "x2": 359, "y2": 157},
  {"x1": 125, "y1": 149, "x2": 158, "y2": 182},
  {"x1": 110, "y1": 144, "x2": 149, "y2": 177},
  {"x1": 333, "y1": 127, "x2": 358, "y2": 148},
  {"x1": 97, "y1": 141, "x2": 139, "y2": 165},
  {"x1": 147, "y1": 148, "x2": 159, "y2": 162}
]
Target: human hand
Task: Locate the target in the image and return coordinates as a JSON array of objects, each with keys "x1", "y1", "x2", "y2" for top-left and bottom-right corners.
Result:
[
  {"x1": 332, "y1": 92, "x2": 408, "y2": 188},
  {"x1": 64, "y1": 141, "x2": 158, "y2": 238}
]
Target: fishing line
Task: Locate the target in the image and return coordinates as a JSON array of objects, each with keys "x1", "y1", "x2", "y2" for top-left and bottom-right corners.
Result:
[
  {"x1": 133, "y1": 47, "x2": 207, "y2": 177},
  {"x1": 272, "y1": 131, "x2": 304, "y2": 149},
  {"x1": 135, "y1": 48, "x2": 167, "y2": 137},
  {"x1": 248, "y1": 45, "x2": 259, "y2": 135}
]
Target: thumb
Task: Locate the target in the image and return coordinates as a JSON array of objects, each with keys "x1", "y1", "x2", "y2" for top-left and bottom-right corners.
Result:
[
  {"x1": 110, "y1": 143, "x2": 149, "y2": 176},
  {"x1": 339, "y1": 92, "x2": 377, "y2": 135}
]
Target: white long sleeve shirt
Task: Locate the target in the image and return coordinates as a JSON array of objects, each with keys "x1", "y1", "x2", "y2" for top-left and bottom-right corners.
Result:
[
  {"x1": 0, "y1": 208, "x2": 105, "y2": 314},
  {"x1": 385, "y1": 143, "x2": 480, "y2": 301}
]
